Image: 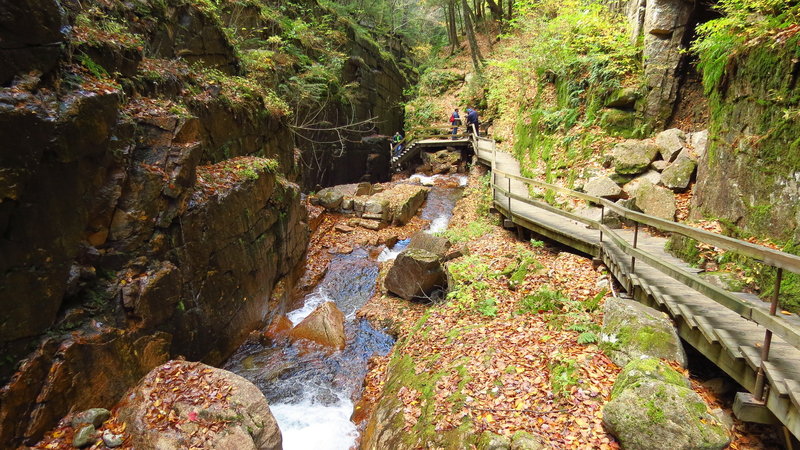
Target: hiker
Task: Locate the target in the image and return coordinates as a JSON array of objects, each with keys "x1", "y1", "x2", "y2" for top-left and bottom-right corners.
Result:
[
  {"x1": 449, "y1": 108, "x2": 461, "y2": 139},
  {"x1": 466, "y1": 108, "x2": 480, "y2": 136},
  {"x1": 392, "y1": 131, "x2": 404, "y2": 157}
]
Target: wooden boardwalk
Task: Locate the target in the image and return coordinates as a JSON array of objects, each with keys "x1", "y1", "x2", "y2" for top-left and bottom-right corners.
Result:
[
  {"x1": 391, "y1": 137, "x2": 471, "y2": 171},
  {"x1": 470, "y1": 136, "x2": 800, "y2": 438}
]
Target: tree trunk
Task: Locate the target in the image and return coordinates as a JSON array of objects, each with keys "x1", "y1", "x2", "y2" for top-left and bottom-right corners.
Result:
[
  {"x1": 507, "y1": 0, "x2": 513, "y2": 21},
  {"x1": 448, "y1": 0, "x2": 460, "y2": 54},
  {"x1": 486, "y1": 0, "x2": 503, "y2": 21},
  {"x1": 460, "y1": 0, "x2": 483, "y2": 74}
]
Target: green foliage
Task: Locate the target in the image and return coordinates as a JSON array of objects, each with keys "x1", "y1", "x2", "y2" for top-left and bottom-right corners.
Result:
[
  {"x1": 195, "y1": 67, "x2": 289, "y2": 114},
  {"x1": 77, "y1": 53, "x2": 109, "y2": 79},
  {"x1": 692, "y1": 0, "x2": 800, "y2": 95},
  {"x1": 321, "y1": 0, "x2": 447, "y2": 48},
  {"x1": 73, "y1": 11, "x2": 144, "y2": 49},
  {"x1": 476, "y1": 297, "x2": 498, "y2": 317},
  {"x1": 576, "y1": 332, "x2": 598, "y2": 344},
  {"x1": 447, "y1": 255, "x2": 492, "y2": 312},
  {"x1": 516, "y1": 285, "x2": 568, "y2": 314},
  {"x1": 583, "y1": 288, "x2": 607, "y2": 312},
  {"x1": 440, "y1": 221, "x2": 493, "y2": 244},
  {"x1": 484, "y1": 0, "x2": 642, "y2": 178},
  {"x1": 419, "y1": 69, "x2": 464, "y2": 96},
  {"x1": 549, "y1": 354, "x2": 579, "y2": 398},
  {"x1": 235, "y1": 158, "x2": 279, "y2": 179}
]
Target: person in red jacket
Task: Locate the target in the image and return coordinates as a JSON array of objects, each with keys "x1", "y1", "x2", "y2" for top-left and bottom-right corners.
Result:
[{"x1": 449, "y1": 108, "x2": 461, "y2": 139}]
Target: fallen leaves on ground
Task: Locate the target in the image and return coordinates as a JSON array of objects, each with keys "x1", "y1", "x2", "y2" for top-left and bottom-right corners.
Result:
[{"x1": 357, "y1": 167, "x2": 778, "y2": 448}]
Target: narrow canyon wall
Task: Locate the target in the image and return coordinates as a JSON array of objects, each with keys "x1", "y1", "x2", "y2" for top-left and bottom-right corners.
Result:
[
  {"x1": 0, "y1": 0, "x2": 407, "y2": 445},
  {"x1": 606, "y1": 0, "x2": 695, "y2": 128},
  {"x1": 692, "y1": 33, "x2": 800, "y2": 242}
]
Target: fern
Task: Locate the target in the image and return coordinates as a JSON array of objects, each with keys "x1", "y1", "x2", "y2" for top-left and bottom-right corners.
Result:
[{"x1": 577, "y1": 332, "x2": 598, "y2": 344}]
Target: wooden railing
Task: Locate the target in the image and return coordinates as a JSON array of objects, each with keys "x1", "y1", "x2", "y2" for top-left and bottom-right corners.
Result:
[{"x1": 472, "y1": 135, "x2": 800, "y2": 401}]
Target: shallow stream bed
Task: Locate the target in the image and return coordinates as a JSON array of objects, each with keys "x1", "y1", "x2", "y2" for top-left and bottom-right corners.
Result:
[{"x1": 224, "y1": 174, "x2": 466, "y2": 449}]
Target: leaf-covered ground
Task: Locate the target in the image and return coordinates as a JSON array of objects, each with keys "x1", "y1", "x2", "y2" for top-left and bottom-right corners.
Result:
[{"x1": 356, "y1": 167, "x2": 784, "y2": 449}]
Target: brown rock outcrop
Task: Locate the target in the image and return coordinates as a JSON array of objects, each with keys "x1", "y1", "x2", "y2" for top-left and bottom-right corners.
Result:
[
  {"x1": 120, "y1": 360, "x2": 281, "y2": 450},
  {"x1": 384, "y1": 248, "x2": 446, "y2": 300},
  {"x1": 288, "y1": 302, "x2": 347, "y2": 350}
]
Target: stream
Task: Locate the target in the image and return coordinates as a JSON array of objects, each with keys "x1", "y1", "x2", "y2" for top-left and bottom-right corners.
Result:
[{"x1": 224, "y1": 173, "x2": 467, "y2": 449}]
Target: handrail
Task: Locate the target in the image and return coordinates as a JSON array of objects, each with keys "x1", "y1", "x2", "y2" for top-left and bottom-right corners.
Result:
[
  {"x1": 489, "y1": 169, "x2": 800, "y2": 276},
  {"x1": 494, "y1": 174, "x2": 800, "y2": 349},
  {"x1": 472, "y1": 135, "x2": 800, "y2": 412},
  {"x1": 481, "y1": 144, "x2": 800, "y2": 352},
  {"x1": 599, "y1": 223, "x2": 800, "y2": 348}
]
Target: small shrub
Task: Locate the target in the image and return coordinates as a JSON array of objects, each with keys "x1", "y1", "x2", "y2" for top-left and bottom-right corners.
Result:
[
  {"x1": 549, "y1": 355, "x2": 579, "y2": 398},
  {"x1": 517, "y1": 285, "x2": 568, "y2": 314},
  {"x1": 440, "y1": 221, "x2": 492, "y2": 244},
  {"x1": 476, "y1": 297, "x2": 498, "y2": 317}
]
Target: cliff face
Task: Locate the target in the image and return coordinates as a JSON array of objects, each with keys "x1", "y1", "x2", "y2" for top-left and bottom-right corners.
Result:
[
  {"x1": 0, "y1": 0, "x2": 407, "y2": 446},
  {"x1": 691, "y1": 29, "x2": 800, "y2": 242},
  {"x1": 607, "y1": 0, "x2": 695, "y2": 128}
]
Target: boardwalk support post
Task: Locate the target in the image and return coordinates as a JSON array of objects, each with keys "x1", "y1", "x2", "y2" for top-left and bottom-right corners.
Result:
[
  {"x1": 507, "y1": 177, "x2": 512, "y2": 214},
  {"x1": 599, "y1": 205, "x2": 604, "y2": 243},
  {"x1": 754, "y1": 267, "x2": 783, "y2": 401},
  {"x1": 631, "y1": 222, "x2": 639, "y2": 273}
]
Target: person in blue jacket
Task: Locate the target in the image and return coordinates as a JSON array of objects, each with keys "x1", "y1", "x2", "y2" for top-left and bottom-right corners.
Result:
[{"x1": 465, "y1": 108, "x2": 480, "y2": 136}]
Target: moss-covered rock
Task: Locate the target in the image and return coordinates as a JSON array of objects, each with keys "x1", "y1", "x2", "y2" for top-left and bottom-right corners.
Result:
[
  {"x1": 601, "y1": 297, "x2": 686, "y2": 367},
  {"x1": 510, "y1": 431, "x2": 548, "y2": 449},
  {"x1": 660, "y1": 157, "x2": 696, "y2": 191},
  {"x1": 610, "y1": 358, "x2": 690, "y2": 399},
  {"x1": 599, "y1": 108, "x2": 637, "y2": 137},
  {"x1": 634, "y1": 182, "x2": 676, "y2": 221},
  {"x1": 478, "y1": 431, "x2": 511, "y2": 450},
  {"x1": 612, "y1": 141, "x2": 660, "y2": 175},
  {"x1": 603, "y1": 381, "x2": 730, "y2": 450},
  {"x1": 693, "y1": 33, "x2": 800, "y2": 243}
]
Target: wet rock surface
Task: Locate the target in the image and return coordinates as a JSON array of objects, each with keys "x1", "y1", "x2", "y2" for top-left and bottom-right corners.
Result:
[
  {"x1": 316, "y1": 182, "x2": 429, "y2": 227},
  {"x1": 288, "y1": 302, "x2": 347, "y2": 350},
  {"x1": 120, "y1": 360, "x2": 282, "y2": 450},
  {"x1": 384, "y1": 248, "x2": 446, "y2": 300}
]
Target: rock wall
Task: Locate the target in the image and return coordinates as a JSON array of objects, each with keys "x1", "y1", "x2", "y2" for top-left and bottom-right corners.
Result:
[
  {"x1": 0, "y1": 0, "x2": 339, "y2": 446},
  {"x1": 605, "y1": 0, "x2": 694, "y2": 128},
  {"x1": 692, "y1": 34, "x2": 800, "y2": 242}
]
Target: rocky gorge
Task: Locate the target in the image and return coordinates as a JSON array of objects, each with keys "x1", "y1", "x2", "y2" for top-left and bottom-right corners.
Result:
[
  {"x1": 0, "y1": 0, "x2": 408, "y2": 446},
  {"x1": 2, "y1": 0, "x2": 800, "y2": 447}
]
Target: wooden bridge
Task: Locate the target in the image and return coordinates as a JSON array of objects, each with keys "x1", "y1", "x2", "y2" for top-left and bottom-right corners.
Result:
[
  {"x1": 438, "y1": 133, "x2": 800, "y2": 439},
  {"x1": 390, "y1": 129, "x2": 474, "y2": 171}
]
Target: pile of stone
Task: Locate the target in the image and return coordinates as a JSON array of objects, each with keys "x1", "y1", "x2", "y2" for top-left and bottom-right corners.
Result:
[
  {"x1": 420, "y1": 149, "x2": 462, "y2": 174},
  {"x1": 582, "y1": 128, "x2": 707, "y2": 221},
  {"x1": 312, "y1": 182, "x2": 428, "y2": 230}
]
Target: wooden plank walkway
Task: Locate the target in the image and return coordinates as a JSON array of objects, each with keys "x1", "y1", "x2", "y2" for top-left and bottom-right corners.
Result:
[
  {"x1": 391, "y1": 137, "x2": 471, "y2": 171},
  {"x1": 472, "y1": 137, "x2": 800, "y2": 438}
]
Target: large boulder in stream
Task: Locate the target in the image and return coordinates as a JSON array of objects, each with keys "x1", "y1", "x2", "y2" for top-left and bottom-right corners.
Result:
[
  {"x1": 120, "y1": 360, "x2": 281, "y2": 450},
  {"x1": 385, "y1": 248, "x2": 446, "y2": 300},
  {"x1": 288, "y1": 302, "x2": 346, "y2": 350}
]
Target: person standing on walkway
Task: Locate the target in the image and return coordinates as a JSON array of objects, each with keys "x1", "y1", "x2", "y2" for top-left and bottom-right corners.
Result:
[
  {"x1": 466, "y1": 108, "x2": 480, "y2": 136},
  {"x1": 391, "y1": 131, "x2": 404, "y2": 157},
  {"x1": 449, "y1": 108, "x2": 461, "y2": 139}
]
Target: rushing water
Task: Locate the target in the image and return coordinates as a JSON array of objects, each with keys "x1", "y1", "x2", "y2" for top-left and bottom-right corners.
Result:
[{"x1": 224, "y1": 174, "x2": 466, "y2": 449}]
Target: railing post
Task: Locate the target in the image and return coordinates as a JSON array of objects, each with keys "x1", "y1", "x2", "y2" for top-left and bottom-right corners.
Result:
[
  {"x1": 631, "y1": 222, "x2": 639, "y2": 272},
  {"x1": 599, "y1": 205, "x2": 604, "y2": 243},
  {"x1": 507, "y1": 176, "x2": 512, "y2": 214},
  {"x1": 754, "y1": 267, "x2": 783, "y2": 401}
]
